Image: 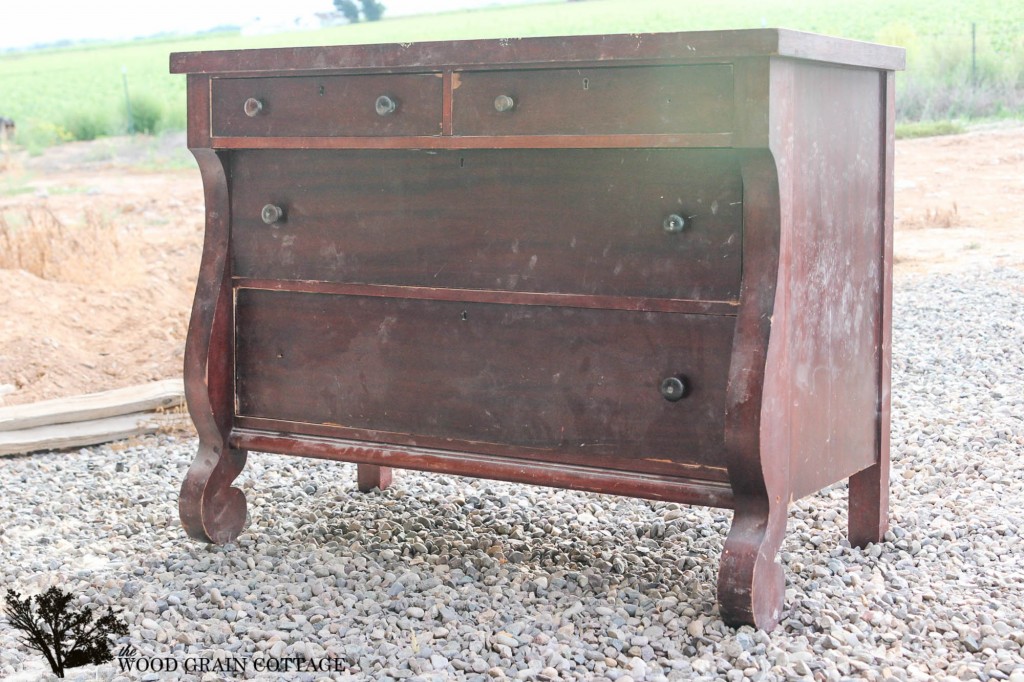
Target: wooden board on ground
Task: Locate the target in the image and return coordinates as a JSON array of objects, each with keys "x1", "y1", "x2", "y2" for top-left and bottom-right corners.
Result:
[
  {"x1": 0, "y1": 411, "x2": 180, "y2": 457},
  {"x1": 0, "y1": 378, "x2": 184, "y2": 431}
]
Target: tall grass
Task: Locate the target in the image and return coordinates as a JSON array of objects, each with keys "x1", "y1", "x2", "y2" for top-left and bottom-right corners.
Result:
[
  {"x1": 0, "y1": 207, "x2": 141, "y2": 284},
  {"x1": 62, "y1": 108, "x2": 113, "y2": 141},
  {"x1": 128, "y1": 93, "x2": 166, "y2": 135},
  {"x1": 882, "y1": 22, "x2": 1024, "y2": 121},
  {"x1": 1, "y1": 0, "x2": 1022, "y2": 148}
]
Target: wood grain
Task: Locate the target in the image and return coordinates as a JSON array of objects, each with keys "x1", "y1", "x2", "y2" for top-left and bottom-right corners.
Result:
[
  {"x1": 234, "y1": 289, "x2": 735, "y2": 476},
  {"x1": 0, "y1": 379, "x2": 183, "y2": 432},
  {"x1": 232, "y1": 278, "x2": 740, "y2": 316},
  {"x1": 179, "y1": 149, "x2": 248, "y2": 545},
  {"x1": 170, "y1": 29, "x2": 906, "y2": 75},
  {"x1": 212, "y1": 73, "x2": 443, "y2": 138},
  {"x1": 0, "y1": 412, "x2": 174, "y2": 457},
  {"x1": 452, "y1": 65, "x2": 733, "y2": 136},
  {"x1": 231, "y1": 429, "x2": 736, "y2": 508},
  {"x1": 230, "y1": 148, "x2": 743, "y2": 301}
]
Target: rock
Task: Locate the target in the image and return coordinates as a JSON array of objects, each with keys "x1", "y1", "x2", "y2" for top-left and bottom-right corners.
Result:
[{"x1": 687, "y1": 620, "x2": 704, "y2": 638}]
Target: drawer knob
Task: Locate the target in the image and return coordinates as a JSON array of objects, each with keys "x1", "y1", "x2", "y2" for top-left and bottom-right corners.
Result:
[
  {"x1": 243, "y1": 97, "x2": 263, "y2": 117},
  {"x1": 493, "y1": 94, "x2": 515, "y2": 112},
  {"x1": 663, "y1": 214, "x2": 688, "y2": 234},
  {"x1": 261, "y1": 204, "x2": 284, "y2": 225},
  {"x1": 660, "y1": 376, "x2": 689, "y2": 402},
  {"x1": 375, "y1": 95, "x2": 397, "y2": 116}
]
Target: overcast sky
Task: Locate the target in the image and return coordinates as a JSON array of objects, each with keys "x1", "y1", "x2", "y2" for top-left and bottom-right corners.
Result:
[{"x1": 0, "y1": 0, "x2": 539, "y2": 50}]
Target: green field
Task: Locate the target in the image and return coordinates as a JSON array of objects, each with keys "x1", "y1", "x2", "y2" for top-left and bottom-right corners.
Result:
[{"x1": 2, "y1": 0, "x2": 1023, "y2": 149}]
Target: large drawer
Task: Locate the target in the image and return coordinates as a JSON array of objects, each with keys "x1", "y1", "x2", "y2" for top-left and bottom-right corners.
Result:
[
  {"x1": 230, "y1": 148, "x2": 743, "y2": 301},
  {"x1": 234, "y1": 289, "x2": 733, "y2": 479},
  {"x1": 452, "y1": 65, "x2": 734, "y2": 136},
  {"x1": 211, "y1": 74, "x2": 443, "y2": 137}
]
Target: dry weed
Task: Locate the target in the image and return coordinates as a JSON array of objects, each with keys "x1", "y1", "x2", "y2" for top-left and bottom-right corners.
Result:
[
  {"x1": 154, "y1": 402, "x2": 195, "y2": 436},
  {"x1": 0, "y1": 206, "x2": 143, "y2": 285},
  {"x1": 899, "y1": 202, "x2": 961, "y2": 229}
]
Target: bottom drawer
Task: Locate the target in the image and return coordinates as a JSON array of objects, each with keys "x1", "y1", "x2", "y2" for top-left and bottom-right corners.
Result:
[{"x1": 234, "y1": 289, "x2": 733, "y2": 480}]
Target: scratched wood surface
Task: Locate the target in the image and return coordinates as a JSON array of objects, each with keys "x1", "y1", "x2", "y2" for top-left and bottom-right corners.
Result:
[
  {"x1": 234, "y1": 288, "x2": 734, "y2": 479},
  {"x1": 772, "y1": 60, "x2": 885, "y2": 500},
  {"x1": 212, "y1": 73, "x2": 443, "y2": 138},
  {"x1": 451, "y1": 65, "x2": 734, "y2": 136},
  {"x1": 230, "y1": 148, "x2": 743, "y2": 301},
  {"x1": 170, "y1": 29, "x2": 906, "y2": 74}
]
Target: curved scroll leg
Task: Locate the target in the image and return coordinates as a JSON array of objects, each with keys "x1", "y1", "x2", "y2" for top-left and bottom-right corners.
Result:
[
  {"x1": 179, "y1": 146, "x2": 249, "y2": 544},
  {"x1": 180, "y1": 445, "x2": 248, "y2": 544},
  {"x1": 718, "y1": 496, "x2": 788, "y2": 629},
  {"x1": 718, "y1": 150, "x2": 789, "y2": 630},
  {"x1": 357, "y1": 464, "x2": 393, "y2": 492}
]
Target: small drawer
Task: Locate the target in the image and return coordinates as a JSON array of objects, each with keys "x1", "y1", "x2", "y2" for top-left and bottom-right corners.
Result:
[
  {"x1": 230, "y1": 148, "x2": 743, "y2": 302},
  {"x1": 211, "y1": 74, "x2": 443, "y2": 137},
  {"x1": 235, "y1": 289, "x2": 733, "y2": 477},
  {"x1": 452, "y1": 65, "x2": 734, "y2": 136}
]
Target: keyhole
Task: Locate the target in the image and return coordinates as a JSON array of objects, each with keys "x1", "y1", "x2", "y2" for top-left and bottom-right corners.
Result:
[{"x1": 583, "y1": 78, "x2": 589, "y2": 90}]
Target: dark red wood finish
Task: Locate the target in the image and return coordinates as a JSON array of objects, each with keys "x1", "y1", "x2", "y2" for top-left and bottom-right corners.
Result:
[
  {"x1": 230, "y1": 430, "x2": 735, "y2": 508},
  {"x1": 356, "y1": 463, "x2": 392, "y2": 492},
  {"x1": 233, "y1": 289, "x2": 734, "y2": 478},
  {"x1": 849, "y1": 69, "x2": 895, "y2": 547},
  {"x1": 229, "y1": 148, "x2": 743, "y2": 301},
  {"x1": 451, "y1": 65, "x2": 734, "y2": 135},
  {"x1": 212, "y1": 73, "x2": 443, "y2": 137},
  {"x1": 170, "y1": 29, "x2": 905, "y2": 74},
  {"x1": 771, "y1": 60, "x2": 885, "y2": 500},
  {"x1": 173, "y1": 29, "x2": 903, "y2": 631}
]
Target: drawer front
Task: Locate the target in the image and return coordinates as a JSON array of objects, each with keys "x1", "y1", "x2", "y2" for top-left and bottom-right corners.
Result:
[
  {"x1": 211, "y1": 74, "x2": 443, "y2": 137},
  {"x1": 235, "y1": 289, "x2": 733, "y2": 478},
  {"x1": 231, "y1": 148, "x2": 742, "y2": 301},
  {"x1": 452, "y1": 65, "x2": 734, "y2": 135}
]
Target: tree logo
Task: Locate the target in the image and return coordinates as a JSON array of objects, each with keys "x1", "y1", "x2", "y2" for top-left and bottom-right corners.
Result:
[{"x1": 3, "y1": 587, "x2": 128, "y2": 678}]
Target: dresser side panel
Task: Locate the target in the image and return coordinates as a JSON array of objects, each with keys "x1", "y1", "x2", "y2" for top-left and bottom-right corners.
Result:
[{"x1": 768, "y1": 60, "x2": 888, "y2": 499}]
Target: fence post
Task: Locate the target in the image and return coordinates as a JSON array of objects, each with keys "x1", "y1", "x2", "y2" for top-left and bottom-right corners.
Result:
[
  {"x1": 122, "y1": 66, "x2": 134, "y2": 134},
  {"x1": 971, "y1": 23, "x2": 977, "y2": 88}
]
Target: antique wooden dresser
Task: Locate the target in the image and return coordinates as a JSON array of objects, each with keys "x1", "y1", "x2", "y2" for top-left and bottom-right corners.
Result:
[{"x1": 171, "y1": 29, "x2": 904, "y2": 629}]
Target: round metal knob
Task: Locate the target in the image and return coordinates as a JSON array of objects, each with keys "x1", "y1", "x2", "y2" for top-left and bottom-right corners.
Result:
[
  {"x1": 243, "y1": 98, "x2": 263, "y2": 117},
  {"x1": 261, "y1": 204, "x2": 284, "y2": 225},
  {"x1": 663, "y1": 214, "x2": 688, "y2": 234},
  {"x1": 494, "y1": 94, "x2": 515, "y2": 112},
  {"x1": 375, "y1": 95, "x2": 397, "y2": 116},
  {"x1": 660, "y1": 376, "x2": 688, "y2": 402}
]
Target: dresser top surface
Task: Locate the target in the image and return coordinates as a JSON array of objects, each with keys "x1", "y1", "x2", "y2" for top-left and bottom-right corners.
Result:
[{"x1": 170, "y1": 28, "x2": 905, "y2": 75}]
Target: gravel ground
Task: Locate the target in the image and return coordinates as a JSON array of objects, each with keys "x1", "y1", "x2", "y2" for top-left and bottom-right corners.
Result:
[{"x1": 1, "y1": 267, "x2": 1023, "y2": 681}]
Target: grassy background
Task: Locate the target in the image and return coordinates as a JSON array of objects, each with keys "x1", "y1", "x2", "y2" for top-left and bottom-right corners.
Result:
[{"x1": 2, "y1": 0, "x2": 1023, "y2": 150}]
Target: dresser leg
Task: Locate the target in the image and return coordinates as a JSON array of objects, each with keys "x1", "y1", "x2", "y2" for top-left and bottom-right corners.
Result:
[
  {"x1": 179, "y1": 443, "x2": 249, "y2": 545},
  {"x1": 717, "y1": 497, "x2": 788, "y2": 630},
  {"x1": 357, "y1": 464, "x2": 393, "y2": 492},
  {"x1": 848, "y1": 461, "x2": 889, "y2": 546}
]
